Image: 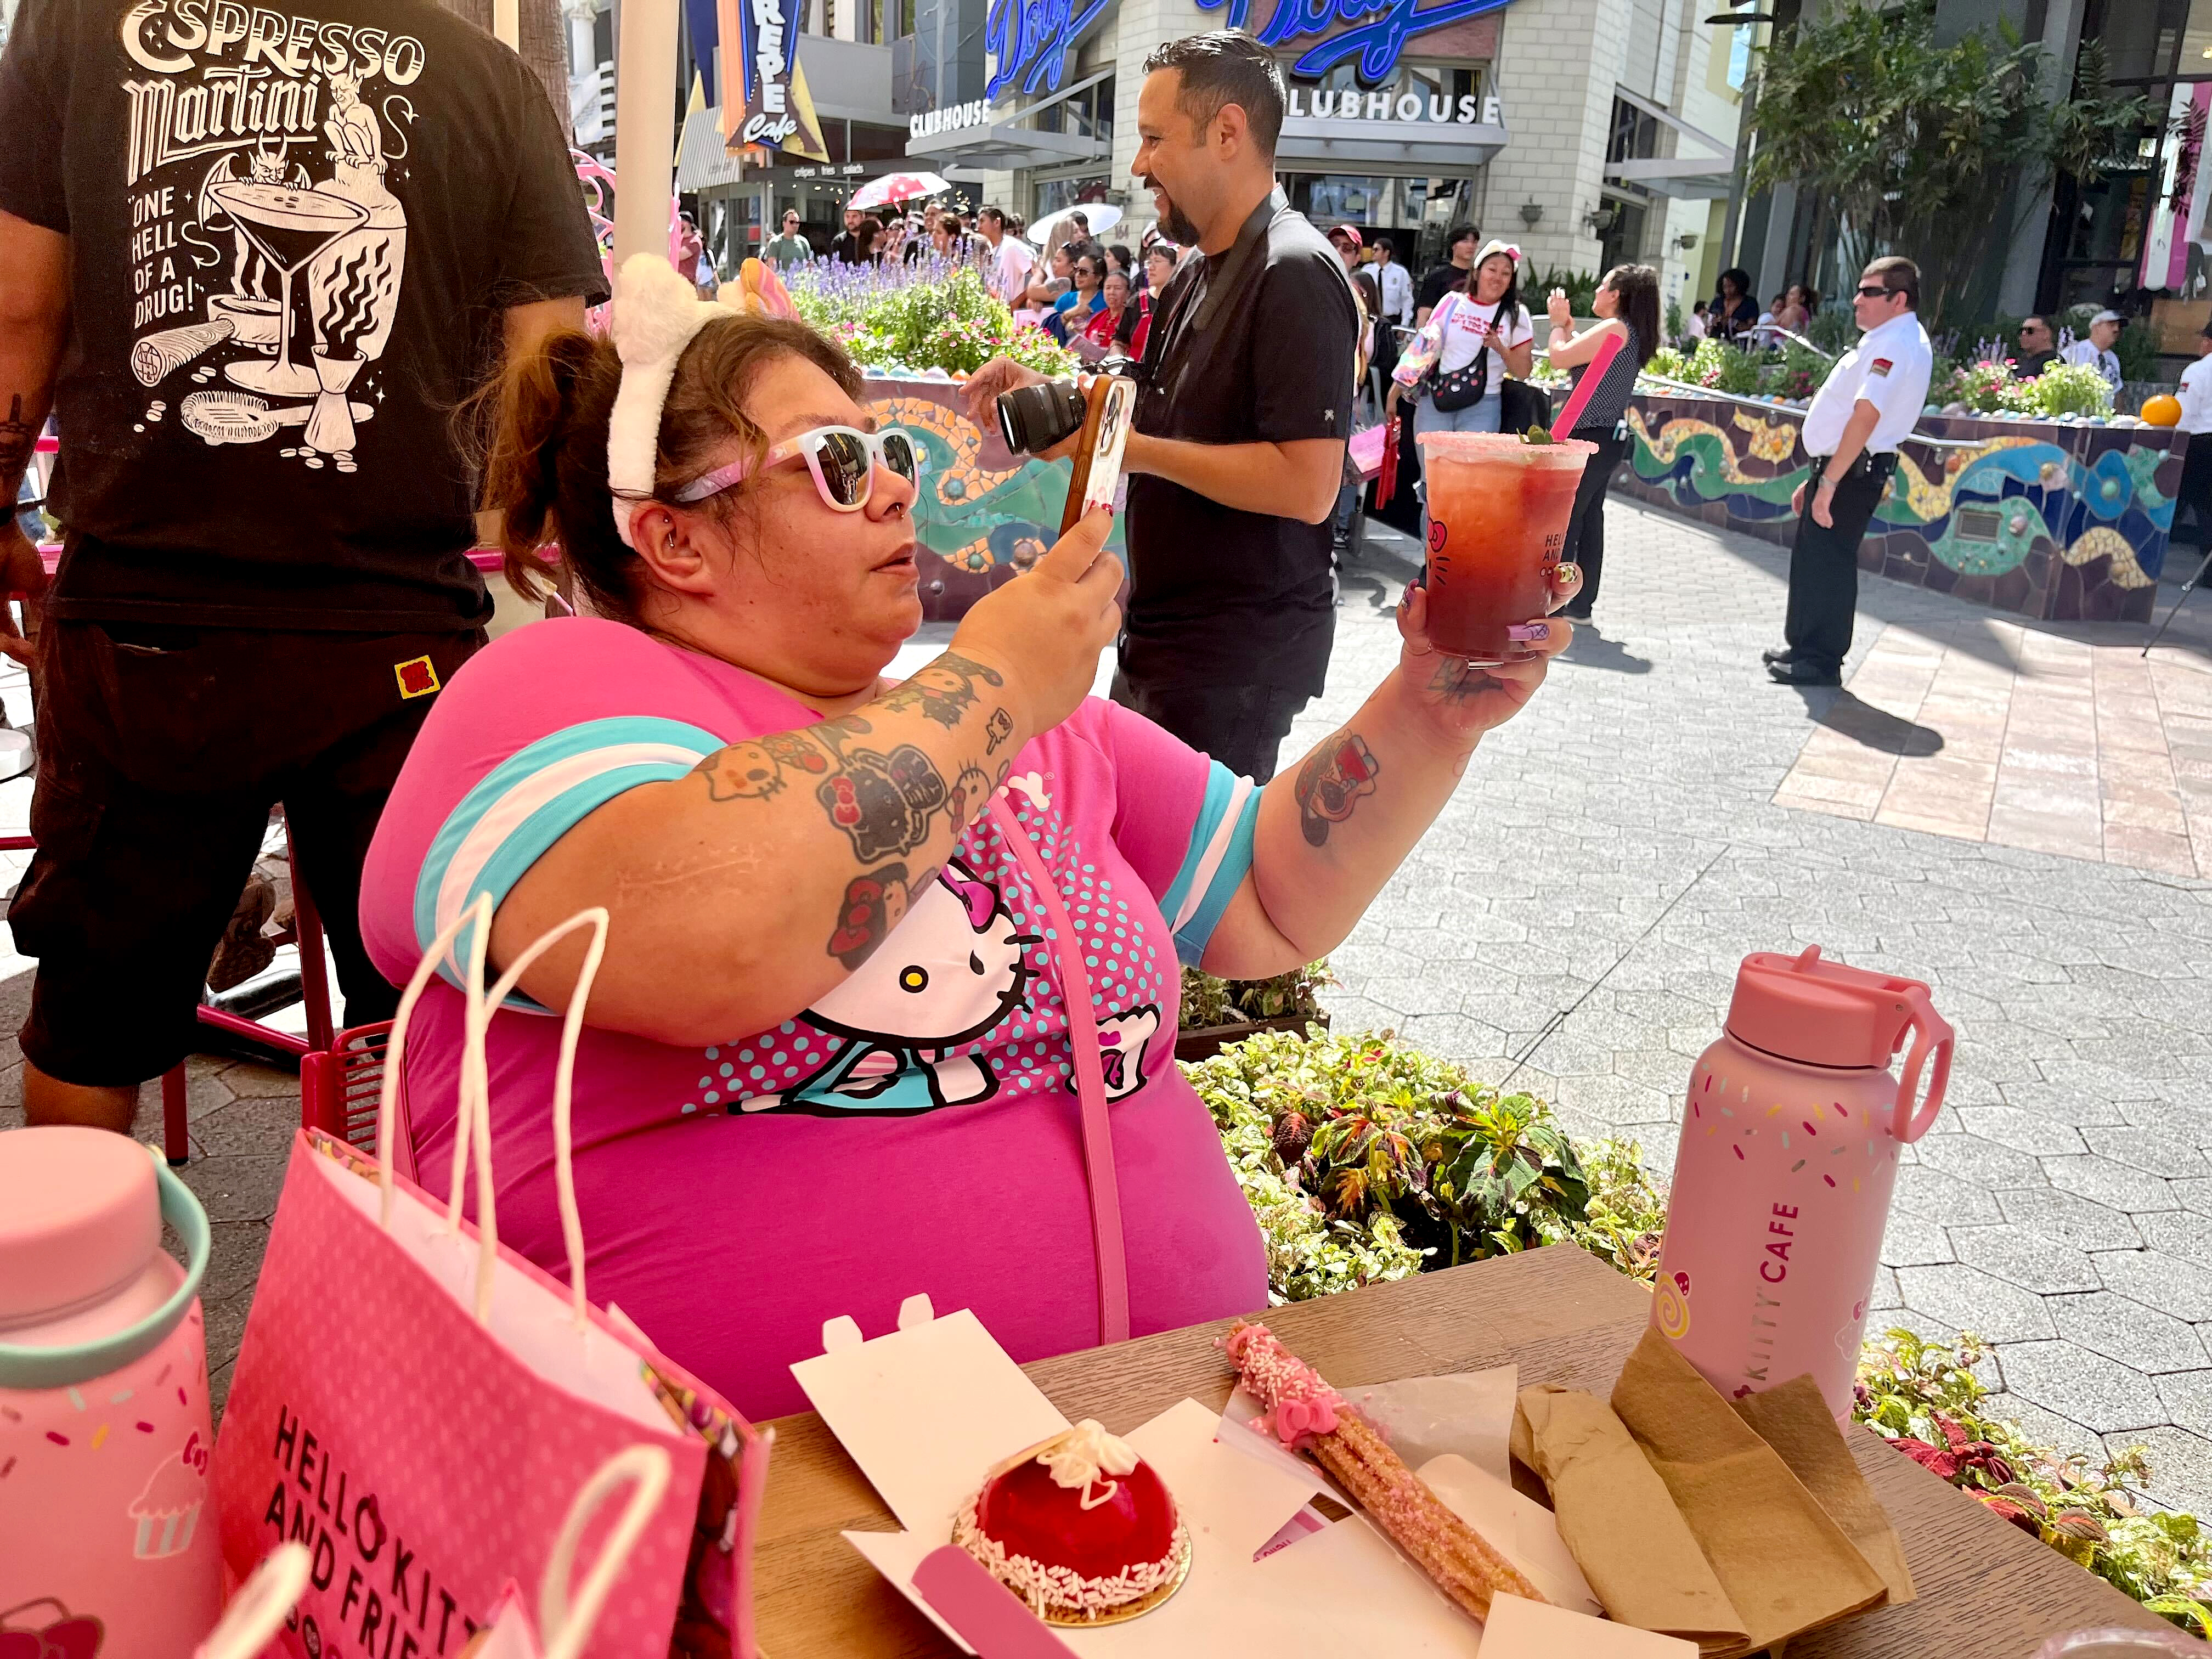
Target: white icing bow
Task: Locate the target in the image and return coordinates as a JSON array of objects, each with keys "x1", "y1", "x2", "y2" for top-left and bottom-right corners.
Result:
[
  {"x1": 606, "y1": 252, "x2": 731, "y2": 551},
  {"x1": 1038, "y1": 1419, "x2": 1139, "y2": 1511}
]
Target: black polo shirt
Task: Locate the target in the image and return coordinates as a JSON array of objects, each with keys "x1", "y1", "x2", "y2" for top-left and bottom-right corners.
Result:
[{"x1": 1124, "y1": 190, "x2": 1358, "y2": 697}]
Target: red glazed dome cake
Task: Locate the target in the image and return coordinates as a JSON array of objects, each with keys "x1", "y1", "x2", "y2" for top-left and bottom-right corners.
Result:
[{"x1": 952, "y1": 1419, "x2": 1190, "y2": 1624}]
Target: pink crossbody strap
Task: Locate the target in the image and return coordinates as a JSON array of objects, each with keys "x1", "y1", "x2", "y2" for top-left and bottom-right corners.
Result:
[{"x1": 988, "y1": 797, "x2": 1132, "y2": 1346}]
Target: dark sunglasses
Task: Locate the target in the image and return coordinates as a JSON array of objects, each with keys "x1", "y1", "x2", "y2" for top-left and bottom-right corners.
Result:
[{"x1": 1855, "y1": 284, "x2": 1895, "y2": 301}]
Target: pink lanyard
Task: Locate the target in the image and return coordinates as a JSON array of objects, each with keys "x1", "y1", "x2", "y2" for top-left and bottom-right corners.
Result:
[{"x1": 987, "y1": 797, "x2": 1132, "y2": 1346}]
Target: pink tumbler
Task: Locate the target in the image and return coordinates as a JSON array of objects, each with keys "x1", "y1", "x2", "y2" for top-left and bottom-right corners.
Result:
[
  {"x1": 1652, "y1": 947, "x2": 1953, "y2": 1419},
  {"x1": 0, "y1": 1126, "x2": 222, "y2": 1657}
]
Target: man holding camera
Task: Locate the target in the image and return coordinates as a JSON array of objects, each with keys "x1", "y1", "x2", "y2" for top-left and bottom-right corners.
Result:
[{"x1": 965, "y1": 31, "x2": 1359, "y2": 782}]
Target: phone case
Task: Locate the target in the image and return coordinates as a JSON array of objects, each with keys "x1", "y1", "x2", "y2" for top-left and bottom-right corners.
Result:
[{"x1": 1061, "y1": 376, "x2": 1136, "y2": 534}]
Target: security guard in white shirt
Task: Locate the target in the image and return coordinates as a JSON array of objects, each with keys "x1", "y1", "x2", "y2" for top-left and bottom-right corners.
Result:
[
  {"x1": 1764, "y1": 257, "x2": 1934, "y2": 686},
  {"x1": 2175, "y1": 320, "x2": 2212, "y2": 545}
]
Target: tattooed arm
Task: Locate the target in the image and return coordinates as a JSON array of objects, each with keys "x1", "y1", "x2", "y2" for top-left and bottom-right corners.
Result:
[
  {"x1": 0, "y1": 211, "x2": 66, "y2": 668},
  {"x1": 489, "y1": 515, "x2": 1122, "y2": 1045},
  {"x1": 1199, "y1": 571, "x2": 1580, "y2": 980}
]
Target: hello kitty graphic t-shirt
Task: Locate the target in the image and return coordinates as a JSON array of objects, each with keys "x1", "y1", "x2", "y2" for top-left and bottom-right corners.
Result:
[
  {"x1": 0, "y1": 0, "x2": 608, "y2": 629},
  {"x1": 361, "y1": 619, "x2": 1271, "y2": 1419}
]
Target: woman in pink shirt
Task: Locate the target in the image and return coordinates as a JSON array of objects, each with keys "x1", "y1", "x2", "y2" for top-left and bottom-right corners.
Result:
[{"x1": 360, "y1": 259, "x2": 1580, "y2": 1418}]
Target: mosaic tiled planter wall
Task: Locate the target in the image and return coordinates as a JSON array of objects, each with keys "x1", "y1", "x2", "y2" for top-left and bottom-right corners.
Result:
[
  {"x1": 1617, "y1": 390, "x2": 2186, "y2": 624},
  {"x1": 863, "y1": 376, "x2": 1126, "y2": 621}
]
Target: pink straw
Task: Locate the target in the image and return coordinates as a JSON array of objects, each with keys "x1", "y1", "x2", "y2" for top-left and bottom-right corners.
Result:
[{"x1": 1549, "y1": 328, "x2": 1627, "y2": 435}]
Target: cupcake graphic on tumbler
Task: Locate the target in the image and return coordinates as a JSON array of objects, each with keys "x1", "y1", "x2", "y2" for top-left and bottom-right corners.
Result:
[{"x1": 127, "y1": 1449, "x2": 207, "y2": 1560}]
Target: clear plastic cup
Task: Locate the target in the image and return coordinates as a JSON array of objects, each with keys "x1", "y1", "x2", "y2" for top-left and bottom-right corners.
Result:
[{"x1": 1417, "y1": 431, "x2": 1595, "y2": 664}]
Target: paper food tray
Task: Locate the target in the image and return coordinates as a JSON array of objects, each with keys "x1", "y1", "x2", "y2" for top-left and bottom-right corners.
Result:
[{"x1": 791, "y1": 1297, "x2": 1488, "y2": 1656}]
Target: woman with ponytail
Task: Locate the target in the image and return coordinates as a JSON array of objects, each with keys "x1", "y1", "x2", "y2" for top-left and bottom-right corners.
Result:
[{"x1": 358, "y1": 254, "x2": 1576, "y2": 1417}]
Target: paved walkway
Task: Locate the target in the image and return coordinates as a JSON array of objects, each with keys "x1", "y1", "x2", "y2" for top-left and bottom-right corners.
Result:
[
  {"x1": 1, "y1": 495, "x2": 2208, "y2": 1517},
  {"x1": 1778, "y1": 614, "x2": 2212, "y2": 874}
]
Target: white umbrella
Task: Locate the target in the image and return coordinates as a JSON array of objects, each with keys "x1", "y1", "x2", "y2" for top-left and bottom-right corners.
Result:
[
  {"x1": 1028, "y1": 202, "x2": 1122, "y2": 246},
  {"x1": 848, "y1": 170, "x2": 952, "y2": 211}
]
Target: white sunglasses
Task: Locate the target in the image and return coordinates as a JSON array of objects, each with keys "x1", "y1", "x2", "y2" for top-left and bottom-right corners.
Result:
[{"x1": 673, "y1": 425, "x2": 924, "y2": 512}]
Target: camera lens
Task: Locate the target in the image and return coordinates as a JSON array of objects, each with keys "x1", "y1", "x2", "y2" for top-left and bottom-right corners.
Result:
[{"x1": 997, "y1": 382, "x2": 1088, "y2": 455}]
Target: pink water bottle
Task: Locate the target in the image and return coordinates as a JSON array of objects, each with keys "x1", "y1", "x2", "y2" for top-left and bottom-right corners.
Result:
[
  {"x1": 1653, "y1": 947, "x2": 1953, "y2": 1419},
  {"x1": 0, "y1": 1126, "x2": 222, "y2": 1657}
]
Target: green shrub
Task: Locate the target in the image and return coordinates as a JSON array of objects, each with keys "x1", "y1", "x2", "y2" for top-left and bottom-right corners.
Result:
[
  {"x1": 1180, "y1": 962, "x2": 1334, "y2": 1029},
  {"x1": 1188, "y1": 1028, "x2": 1666, "y2": 1293},
  {"x1": 786, "y1": 261, "x2": 1080, "y2": 379},
  {"x1": 1683, "y1": 337, "x2": 1768, "y2": 397},
  {"x1": 1806, "y1": 307, "x2": 1858, "y2": 356},
  {"x1": 2117, "y1": 320, "x2": 2161, "y2": 383},
  {"x1": 2001, "y1": 360, "x2": 2114, "y2": 417},
  {"x1": 1534, "y1": 266, "x2": 1599, "y2": 314},
  {"x1": 1856, "y1": 1329, "x2": 2211, "y2": 1635}
]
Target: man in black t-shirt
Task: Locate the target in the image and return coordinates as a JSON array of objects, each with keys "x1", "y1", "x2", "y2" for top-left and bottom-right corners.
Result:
[
  {"x1": 965, "y1": 31, "x2": 1357, "y2": 782},
  {"x1": 1417, "y1": 224, "x2": 1477, "y2": 323},
  {"x1": 0, "y1": 0, "x2": 607, "y2": 1135},
  {"x1": 830, "y1": 205, "x2": 871, "y2": 264}
]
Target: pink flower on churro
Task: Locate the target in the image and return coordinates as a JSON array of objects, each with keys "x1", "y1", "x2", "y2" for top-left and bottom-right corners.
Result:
[{"x1": 1257, "y1": 1393, "x2": 1340, "y2": 1448}]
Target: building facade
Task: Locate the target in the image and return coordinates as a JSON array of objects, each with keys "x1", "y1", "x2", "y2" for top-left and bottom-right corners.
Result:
[{"x1": 903, "y1": 0, "x2": 1749, "y2": 318}]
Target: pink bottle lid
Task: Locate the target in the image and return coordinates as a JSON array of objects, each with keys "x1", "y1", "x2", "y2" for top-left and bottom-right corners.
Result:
[
  {"x1": 0, "y1": 1125, "x2": 162, "y2": 1329},
  {"x1": 1724, "y1": 946, "x2": 1954, "y2": 1140}
]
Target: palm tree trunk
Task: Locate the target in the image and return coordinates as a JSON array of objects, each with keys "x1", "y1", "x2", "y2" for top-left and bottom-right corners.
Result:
[{"x1": 438, "y1": 0, "x2": 574, "y2": 140}]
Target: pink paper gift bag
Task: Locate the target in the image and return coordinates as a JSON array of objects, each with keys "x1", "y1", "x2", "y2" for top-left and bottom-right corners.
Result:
[{"x1": 211, "y1": 904, "x2": 771, "y2": 1659}]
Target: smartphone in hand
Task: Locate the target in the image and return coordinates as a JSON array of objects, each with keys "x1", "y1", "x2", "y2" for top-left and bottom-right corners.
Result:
[{"x1": 1060, "y1": 375, "x2": 1136, "y2": 534}]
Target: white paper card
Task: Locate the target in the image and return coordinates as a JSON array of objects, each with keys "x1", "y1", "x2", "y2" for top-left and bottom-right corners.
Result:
[
  {"x1": 1347, "y1": 1368, "x2": 1518, "y2": 1486},
  {"x1": 1480, "y1": 1594, "x2": 1697, "y2": 1658},
  {"x1": 1249, "y1": 1517, "x2": 1485, "y2": 1657},
  {"x1": 1417, "y1": 1454, "x2": 1606, "y2": 1619},
  {"x1": 791, "y1": 1306, "x2": 1069, "y2": 1532}
]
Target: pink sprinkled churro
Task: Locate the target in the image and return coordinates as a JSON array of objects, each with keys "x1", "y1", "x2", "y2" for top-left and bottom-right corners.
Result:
[{"x1": 1220, "y1": 1322, "x2": 1544, "y2": 1622}]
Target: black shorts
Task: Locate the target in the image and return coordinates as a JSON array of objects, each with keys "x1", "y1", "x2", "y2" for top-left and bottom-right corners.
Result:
[{"x1": 8, "y1": 621, "x2": 480, "y2": 1086}]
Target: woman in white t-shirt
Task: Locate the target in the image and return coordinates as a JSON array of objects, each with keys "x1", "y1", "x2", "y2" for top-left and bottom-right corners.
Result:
[{"x1": 1388, "y1": 239, "x2": 1536, "y2": 507}]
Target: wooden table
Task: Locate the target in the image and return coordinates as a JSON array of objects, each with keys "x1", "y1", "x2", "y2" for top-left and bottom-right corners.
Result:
[{"x1": 753, "y1": 1245, "x2": 2176, "y2": 1656}]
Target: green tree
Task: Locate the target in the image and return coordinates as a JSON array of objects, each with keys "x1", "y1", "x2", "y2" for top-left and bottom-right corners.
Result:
[{"x1": 1746, "y1": 7, "x2": 2149, "y2": 325}]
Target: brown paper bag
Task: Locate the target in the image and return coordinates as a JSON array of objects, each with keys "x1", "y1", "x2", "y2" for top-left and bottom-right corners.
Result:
[
  {"x1": 1732, "y1": 1377, "x2": 1914, "y2": 1609},
  {"x1": 1610, "y1": 1329, "x2": 1888, "y2": 1652},
  {"x1": 1513, "y1": 1383, "x2": 1750, "y2": 1650}
]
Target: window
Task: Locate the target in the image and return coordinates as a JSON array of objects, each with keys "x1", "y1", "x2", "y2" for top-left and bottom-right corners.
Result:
[
  {"x1": 1034, "y1": 174, "x2": 1109, "y2": 219},
  {"x1": 2045, "y1": 0, "x2": 2212, "y2": 351},
  {"x1": 1033, "y1": 76, "x2": 1114, "y2": 144},
  {"x1": 1727, "y1": 28, "x2": 1750, "y2": 91}
]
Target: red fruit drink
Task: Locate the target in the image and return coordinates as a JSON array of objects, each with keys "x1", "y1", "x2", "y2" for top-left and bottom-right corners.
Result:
[{"x1": 1417, "y1": 432, "x2": 1596, "y2": 664}]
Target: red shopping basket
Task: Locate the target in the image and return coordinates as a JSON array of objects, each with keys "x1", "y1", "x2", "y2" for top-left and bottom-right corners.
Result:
[{"x1": 299, "y1": 1020, "x2": 417, "y2": 1182}]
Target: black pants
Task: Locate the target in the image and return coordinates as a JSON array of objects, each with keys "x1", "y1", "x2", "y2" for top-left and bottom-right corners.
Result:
[
  {"x1": 1558, "y1": 427, "x2": 1627, "y2": 618},
  {"x1": 1110, "y1": 670, "x2": 1308, "y2": 783},
  {"x1": 9, "y1": 621, "x2": 481, "y2": 1085},
  {"x1": 1782, "y1": 454, "x2": 1896, "y2": 675},
  {"x1": 2179, "y1": 436, "x2": 2212, "y2": 544}
]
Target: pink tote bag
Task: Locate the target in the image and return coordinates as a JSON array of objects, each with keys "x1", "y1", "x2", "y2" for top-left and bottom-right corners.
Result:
[{"x1": 211, "y1": 902, "x2": 771, "y2": 1659}]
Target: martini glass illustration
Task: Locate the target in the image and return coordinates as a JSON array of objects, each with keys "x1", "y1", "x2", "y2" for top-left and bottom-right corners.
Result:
[{"x1": 210, "y1": 182, "x2": 369, "y2": 398}]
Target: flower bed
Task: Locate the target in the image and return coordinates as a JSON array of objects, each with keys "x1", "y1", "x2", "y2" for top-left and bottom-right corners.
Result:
[
  {"x1": 1640, "y1": 338, "x2": 2122, "y2": 422},
  {"x1": 1189, "y1": 1025, "x2": 2210, "y2": 1634},
  {"x1": 785, "y1": 256, "x2": 1079, "y2": 380}
]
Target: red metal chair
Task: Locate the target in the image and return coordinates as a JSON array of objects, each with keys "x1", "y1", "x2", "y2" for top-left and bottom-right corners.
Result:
[{"x1": 300, "y1": 1018, "x2": 414, "y2": 1182}]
